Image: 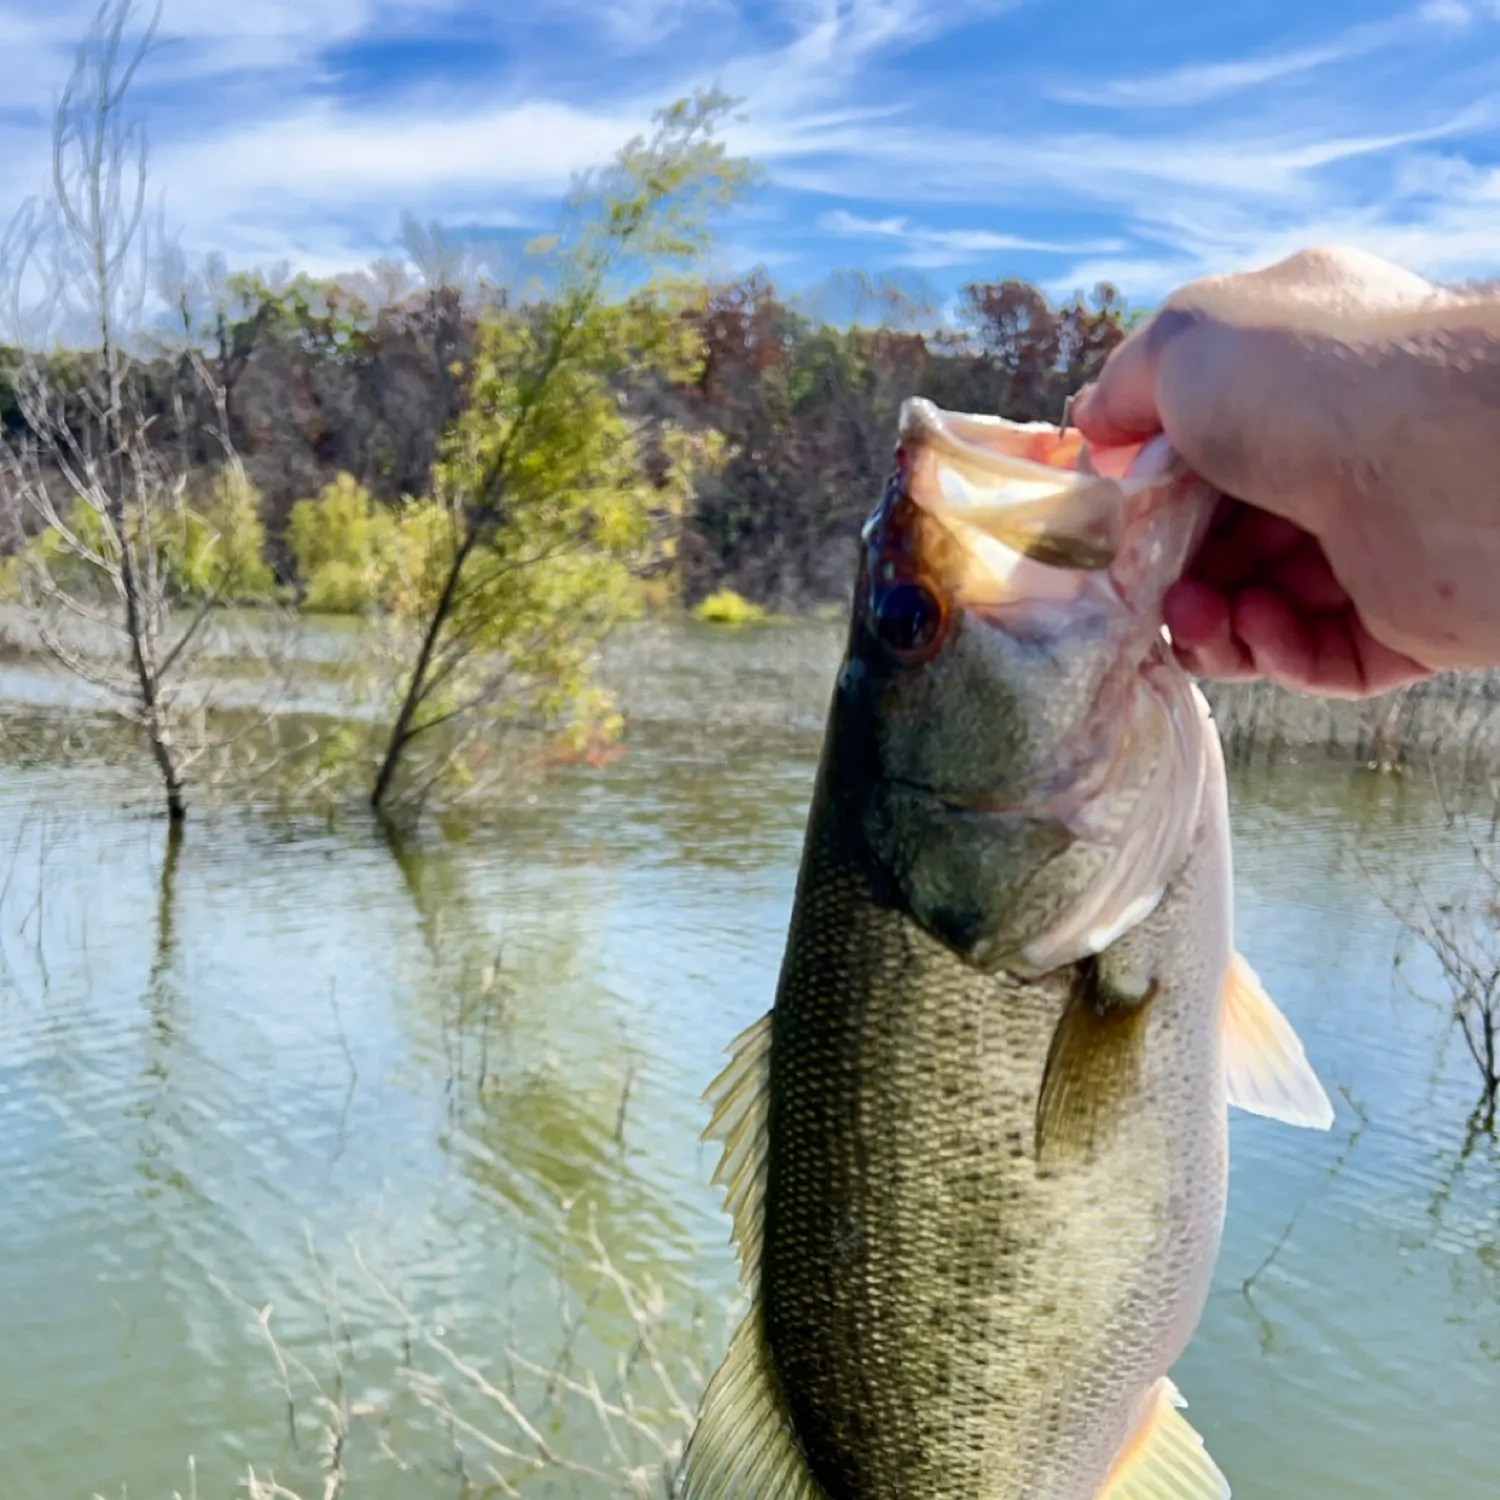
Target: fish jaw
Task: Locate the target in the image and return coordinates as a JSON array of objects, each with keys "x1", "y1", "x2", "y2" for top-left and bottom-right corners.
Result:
[
  {"x1": 850, "y1": 402, "x2": 1222, "y2": 974},
  {"x1": 873, "y1": 397, "x2": 1213, "y2": 676}
]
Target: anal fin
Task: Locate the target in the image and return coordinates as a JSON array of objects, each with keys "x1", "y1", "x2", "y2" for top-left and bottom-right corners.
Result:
[
  {"x1": 1222, "y1": 954, "x2": 1335, "y2": 1131},
  {"x1": 1098, "y1": 1377, "x2": 1230, "y2": 1500},
  {"x1": 677, "y1": 1307, "x2": 824, "y2": 1500}
]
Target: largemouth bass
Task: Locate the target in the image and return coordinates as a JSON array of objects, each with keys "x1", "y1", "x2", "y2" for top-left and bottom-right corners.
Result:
[{"x1": 679, "y1": 399, "x2": 1334, "y2": 1500}]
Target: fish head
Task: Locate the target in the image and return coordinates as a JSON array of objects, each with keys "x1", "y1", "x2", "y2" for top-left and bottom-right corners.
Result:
[{"x1": 841, "y1": 397, "x2": 1219, "y2": 974}]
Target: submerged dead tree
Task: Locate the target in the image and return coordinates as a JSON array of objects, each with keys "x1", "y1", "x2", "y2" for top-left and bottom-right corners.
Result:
[
  {"x1": 1385, "y1": 778, "x2": 1500, "y2": 1133},
  {"x1": 1395, "y1": 885, "x2": 1500, "y2": 1135},
  {"x1": 0, "y1": 2, "x2": 273, "y2": 821}
]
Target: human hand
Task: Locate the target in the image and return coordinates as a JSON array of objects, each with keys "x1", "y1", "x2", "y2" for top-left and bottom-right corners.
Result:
[
  {"x1": 1153, "y1": 498, "x2": 1432, "y2": 699},
  {"x1": 1072, "y1": 247, "x2": 1500, "y2": 698}
]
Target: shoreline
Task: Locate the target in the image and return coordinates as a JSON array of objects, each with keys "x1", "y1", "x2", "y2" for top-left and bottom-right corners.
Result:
[
  {"x1": 1200, "y1": 671, "x2": 1500, "y2": 774},
  {"x1": 680, "y1": 603, "x2": 1500, "y2": 774},
  {"x1": 1, "y1": 599, "x2": 1497, "y2": 781}
]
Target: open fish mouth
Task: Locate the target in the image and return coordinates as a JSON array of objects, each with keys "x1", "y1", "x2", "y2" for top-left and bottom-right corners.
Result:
[
  {"x1": 894, "y1": 399, "x2": 1127, "y2": 571},
  {"x1": 862, "y1": 398, "x2": 1214, "y2": 656}
]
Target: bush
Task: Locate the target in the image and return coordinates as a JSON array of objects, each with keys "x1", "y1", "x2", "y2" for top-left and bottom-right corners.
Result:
[
  {"x1": 692, "y1": 588, "x2": 768, "y2": 626},
  {"x1": 288, "y1": 474, "x2": 398, "y2": 614},
  {"x1": 0, "y1": 464, "x2": 275, "y2": 606},
  {"x1": 174, "y1": 465, "x2": 276, "y2": 602}
]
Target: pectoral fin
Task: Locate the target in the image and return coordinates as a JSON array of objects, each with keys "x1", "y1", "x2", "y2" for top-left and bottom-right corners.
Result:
[
  {"x1": 1035, "y1": 955, "x2": 1155, "y2": 1168},
  {"x1": 1222, "y1": 954, "x2": 1335, "y2": 1131},
  {"x1": 1097, "y1": 1377, "x2": 1230, "y2": 1500}
]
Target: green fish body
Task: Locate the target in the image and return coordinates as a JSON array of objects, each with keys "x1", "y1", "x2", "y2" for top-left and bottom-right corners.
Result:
[{"x1": 681, "y1": 401, "x2": 1334, "y2": 1500}]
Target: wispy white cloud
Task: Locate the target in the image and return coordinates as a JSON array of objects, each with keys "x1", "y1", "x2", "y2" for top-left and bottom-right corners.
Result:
[
  {"x1": 1048, "y1": 4, "x2": 1477, "y2": 110},
  {"x1": 770, "y1": 0, "x2": 1025, "y2": 65},
  {"x1": 707, "y1": 0, "x2": 1029, "y2": 114},
  {"x1": 549, "y1": 0, "x2": 738, "y2": 52},
  {"x1": 1419, "y1": 0, "x2": 1476, "y2": 25},
  {"x1": 1050, "y1": 35, "x2": 1379, "y2": 110},
  {"x1": 3, "y1": 0, "x2": 1031, "y2": 271},
  {"x1": 0, "y1": 1, "x2": 472, "y2": 108},
  {"x1": 819, "y1": 210, "x2": 1124, "y2": 268},
  {"x1": 150, "y1": 97, "x2": 647, "y2": 271},
  {"x1": 1048, "y1": 159, "x2": 1500, "y2": 300},
  {"x1": 160, "y1": 99, "x2": 642, "y2": 206},
  {"x1": 754, "y1": 97, "x2": 1500, "y2": 222},
  {"x1": 1, "y1": 0, "x2": 1499, "y2": 301}
]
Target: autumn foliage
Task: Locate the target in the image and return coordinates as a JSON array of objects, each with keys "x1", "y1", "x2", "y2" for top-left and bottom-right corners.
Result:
[
  {"x1": 677, "y1": 272, "x2": 1130, "y2": 604},
  {"x1": 1, "y1": 267, "x2": 1130, "y2": 616}
]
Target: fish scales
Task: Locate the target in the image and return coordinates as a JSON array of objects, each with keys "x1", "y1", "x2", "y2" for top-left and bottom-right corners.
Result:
[{"x1": 762, "y1": 725, "x2": 1228, "y2": 1500}]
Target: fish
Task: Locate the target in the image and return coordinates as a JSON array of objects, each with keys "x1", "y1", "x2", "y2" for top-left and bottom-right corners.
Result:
[{"x1": 677, "y1": 397, "x2": 1335, "y2": 1500}]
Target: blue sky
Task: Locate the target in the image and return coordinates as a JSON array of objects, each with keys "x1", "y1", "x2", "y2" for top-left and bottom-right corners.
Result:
[{"x1": 2, "y1": 0, "x2": 1499, "y2": 311}]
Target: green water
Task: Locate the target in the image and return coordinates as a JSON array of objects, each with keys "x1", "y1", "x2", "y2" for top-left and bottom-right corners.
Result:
[{"x1": 0, "y1": 620, "x2": 1496, "y2": 1498}]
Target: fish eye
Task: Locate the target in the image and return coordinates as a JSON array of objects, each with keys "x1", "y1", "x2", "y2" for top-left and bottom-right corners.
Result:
[{"x1": 871, "y1": 581, "x2": 945, "y2": 660}]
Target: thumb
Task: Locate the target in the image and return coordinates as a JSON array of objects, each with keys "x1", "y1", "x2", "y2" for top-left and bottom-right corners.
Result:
[{"x1": 1072, "y1": 311, "x2": 1179, "y2": 445}]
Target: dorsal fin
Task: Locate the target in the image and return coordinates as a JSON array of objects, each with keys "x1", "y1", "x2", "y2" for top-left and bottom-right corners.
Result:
[
  {"x1": 1222, "y1": 954, "x2": 1335, "y2": 1131},
  {"x1": 1098, "y1": 1377, "x2": 1230, "y2": 1500}
]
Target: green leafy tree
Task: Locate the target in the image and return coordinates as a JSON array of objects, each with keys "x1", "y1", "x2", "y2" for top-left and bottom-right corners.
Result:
[
  {"x1": 173, "y1": 464, "x2": 276, "y2": 602},
  {"x1": 287, "y1": 472, "x2": 399, "y2": 614},
  {"x1": 368, "y1": 91, "x2": 755, "y2": 811}
]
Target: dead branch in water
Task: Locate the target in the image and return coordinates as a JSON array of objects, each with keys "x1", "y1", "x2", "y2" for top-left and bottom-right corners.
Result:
[{"x1": 1372, "y1": 770, "x2": 1500, "y2": 1133}]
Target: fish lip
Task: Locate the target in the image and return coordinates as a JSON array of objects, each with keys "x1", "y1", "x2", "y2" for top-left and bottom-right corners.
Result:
[
  {"x1": 886, "y1": 401, "x2": 1212, "y2": 629},
  {"x1": 884, "y1": 776, "x2": 1043, "y2": 821}
]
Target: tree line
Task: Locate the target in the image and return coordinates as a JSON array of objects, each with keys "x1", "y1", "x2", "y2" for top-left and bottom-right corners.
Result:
[{"x1": 2, "y1": 255, "x2": 1134, "y2": 611}]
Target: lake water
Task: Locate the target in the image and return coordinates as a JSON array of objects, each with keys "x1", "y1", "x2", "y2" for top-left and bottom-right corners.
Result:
[{"x1": 0, "y1": 620, "x2": 1496, "y2": 1499}]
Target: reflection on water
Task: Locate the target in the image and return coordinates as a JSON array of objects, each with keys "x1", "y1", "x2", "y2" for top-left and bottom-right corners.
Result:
[{"x1": 0, "y1": 621, "x2": 1496, "y2": 1498}]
